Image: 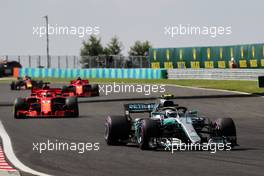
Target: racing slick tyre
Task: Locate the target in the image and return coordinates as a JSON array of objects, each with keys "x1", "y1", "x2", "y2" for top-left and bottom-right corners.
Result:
[
  {"x1": 139, "y1": 119, "x2": 160, "y2": 150},
  {"x1": 68, "y1": 86, "x2": 76, "y2": 93},
  {"x1": 10, "y1": 81, "x2": 16, "y2": 90},
  {"x1": 215, "y1": 118, "x2": 237, "y2": 146},
  {"x1": 66, "y1": 96, "x2": 79, "y2": 117},
  {"x1": 83, "y1": 85, "x2": 92, "y2": 92},
  {"x1": 36, "y1": 80, "x2": 44, "y2": 88},
  {"x1": 31, "y1": 80, "x2": 37, "y2": 88},
  {"x1": 14, "y1": 98, "x2": 28, "y2": 119},
  {"x1": 51, "y1": 98, "x2": 65, "y2": 112},
  {"x1": 105, "y1": 116, "x2": 129, "y2": 145},
  {"x1": 62, "y1": 85, "x2": 68, "y2": 93},
  {"x1": 91, "y1": 84, "x2": 99, "y2": 96}
]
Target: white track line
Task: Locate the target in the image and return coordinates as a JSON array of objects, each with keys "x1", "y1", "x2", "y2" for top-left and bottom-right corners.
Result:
[
  {"x1": 165, "y1": 84, "x2": 251, "y2": 95},
  {"x1": 0, "y1": 121, "x2": 52, "y2": 176},
  {"x1": 94, "y1": 81, "x2": 264, "y2": 98},
  {"x1": 166, "y1": 84, "x2": 264, "y2": 99}
]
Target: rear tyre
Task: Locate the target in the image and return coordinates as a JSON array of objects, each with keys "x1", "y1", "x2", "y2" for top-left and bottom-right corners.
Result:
[
  {"x1": 62, "y1": 85, "x2": 68, "y2": 93},
  {"x1": 65, "y1": 96, "x2": 79, "y2": 117},
  {"x1": 31, "y1": 80, "x2": 37, "y2": 88},
  {"x1": 83, "y1": 85, "x2": 91, "y2": 92},
  {"x1": 91, "y1": 84, "x2": 99, "y2": 96},
  {"x1": 10, "y1": 81, "x2": 16, "y2": 90},
  {"x1": 38, "y1": 80, "x2": 44, "y2": 88},
  {"x1": 215, "y1": 118, "x2": 237, "y2": 146},
  {"x1": 105, "y1": 116, "x2": 129, "y2": 145},
  {"x1": 16, "y1": 80, "x2": 24, "y2": 89},
  {"x1": 14, "y1": 98, "x2": 28, "y2": 119},
  {"x1": 139, "y1": 119, "x2": 159, "y2": 150},
  {"x1": 68, "y1": 86, "x2": 76, "y2": 93}
]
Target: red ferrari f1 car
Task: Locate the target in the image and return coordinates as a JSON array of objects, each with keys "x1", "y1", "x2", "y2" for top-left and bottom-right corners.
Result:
[
  {"x1": 13, "y1": 83, "x2": 79, "y2": 118},
  {"x1": 62, "y1": 77, "x2": 99, "y2": 97}
]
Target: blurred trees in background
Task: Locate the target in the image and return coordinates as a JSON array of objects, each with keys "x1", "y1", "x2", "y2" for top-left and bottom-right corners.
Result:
[
  {"x1": 128, "y1": 40, "x2": 152, "y2": 56},
  {"x1": 80, "y1": 35, "x2": 152, "y2": 68}
]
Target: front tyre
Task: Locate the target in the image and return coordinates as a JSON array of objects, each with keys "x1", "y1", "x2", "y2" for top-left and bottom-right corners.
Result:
[
  {"x1": 14, "y1": 98, "x2": 28, "y2": 119},
  {"x1": 65, "y1": 96, "x2": 79, "y2": 117},
  {"x1": 139, "y1": 119, "x2": 159, "y2": 150},
  {"x1": 105, "y1": 116, "x2": 129, "y2": 145},
  {"x1": 214, "y1": 118, "x2": 237, "y2": 146}
]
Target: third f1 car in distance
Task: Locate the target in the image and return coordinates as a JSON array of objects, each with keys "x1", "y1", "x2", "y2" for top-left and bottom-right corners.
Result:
[
  {"x1": 10, "y1": 76, "x2": 43, "y2": 90},
  {"x1": 13, "y1": 83, "x2": 79, "y2": 118},
  {"x1": 104, "y1": 98, "x2": 237, "y2": 150},
  {"x1": 62, "y1": 77, "x2": 99, "y2": 97}
]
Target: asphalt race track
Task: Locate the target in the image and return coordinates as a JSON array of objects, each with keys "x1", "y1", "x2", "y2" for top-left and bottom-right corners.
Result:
[{"x1": 0, "y1": 83, "x2": 264, "y2": 176}]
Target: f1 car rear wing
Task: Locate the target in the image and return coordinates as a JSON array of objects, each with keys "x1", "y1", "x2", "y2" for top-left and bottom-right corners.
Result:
[
  {"x1": 124, "y1": 103, "x2": 156, "y2": 114},
  {"x1": 70, "y1": 79, "x2": 89, "y2": 84}
]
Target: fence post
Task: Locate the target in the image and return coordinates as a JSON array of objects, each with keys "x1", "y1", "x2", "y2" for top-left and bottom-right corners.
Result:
[
  {"x1": 89, "y1": 56, "x2": 92, "y2": 68},
  {"x1": 49, "y1": 56, "x2": 52, "y2": 68},
  {"x1": 114, "y1": 58, "x2": 117, "y2": 68},
  {"x1": 148, "y1": 59, "x2": 151, "y2": 68},
  {"x1": 38, "y1": 56, "x2": 41, "y2": 67},
  {"x1": 18, "y1": 56, "x2": 20, "y2": 64},
  {"x1": 29, "y1": 55, "x2": 31, "y2": 68},
  {"x1": 66, "y1": 55, "x2": 69, "y2": 68},
  {"x1": 73, "y1": 56, "x2": 76, "y2": 68},
  {"x1": 58, "y1": 56, "x2": 61, "y2": 68}
]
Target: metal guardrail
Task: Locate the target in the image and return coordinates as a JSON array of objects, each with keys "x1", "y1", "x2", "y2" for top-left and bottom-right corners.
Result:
[{"x1": 167, "y1": 69, "x2": 264, "y2": 80}]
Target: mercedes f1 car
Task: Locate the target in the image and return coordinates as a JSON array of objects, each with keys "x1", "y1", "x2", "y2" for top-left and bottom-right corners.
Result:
[
  {"x1": 13, "y1": 83, "x2": 79, "y2": 118},
  {"x1": 62, "y1": 77, "x2": 99, "y2": 97},
  {"x1": 105, "y1": 98, "x2": 237, "y2": 150},
  {"x1": 10, "y1": 76, "x2": 43, "y2": 90}
]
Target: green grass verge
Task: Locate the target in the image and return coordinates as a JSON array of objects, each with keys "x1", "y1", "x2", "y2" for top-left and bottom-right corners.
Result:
[{"x1": 0, "y1": 77, "x2": 262, "y2": 94}]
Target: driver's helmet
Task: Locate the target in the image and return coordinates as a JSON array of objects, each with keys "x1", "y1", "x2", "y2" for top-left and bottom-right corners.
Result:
[
  {"x1": 159, "y1": 99, "x2": 174, "y2": 108},
  {"x1": 76, "y1": 77, "x2": 82, "y2": 83},
  {"x1": 41, "y1": 92, "x2": 52, "y2": 97},
  {"x1": 159, "y1": 99, "x2": 166, "y2": 104},
  {"x1": 43, "y1": 84, "x2": 50, "y2": 89},
  {"x1": 23, "y1": 75, "x2": 29, "y2": 80},
  {"x1": 165, "y1": 109, "x2": 177, "y2": 118},
  {"x1": 46, "y1": 92, "x2": 52, "y2": 97},
  {"x1": 41, "y1": 92, "x2": 47, "y2": 97}
]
